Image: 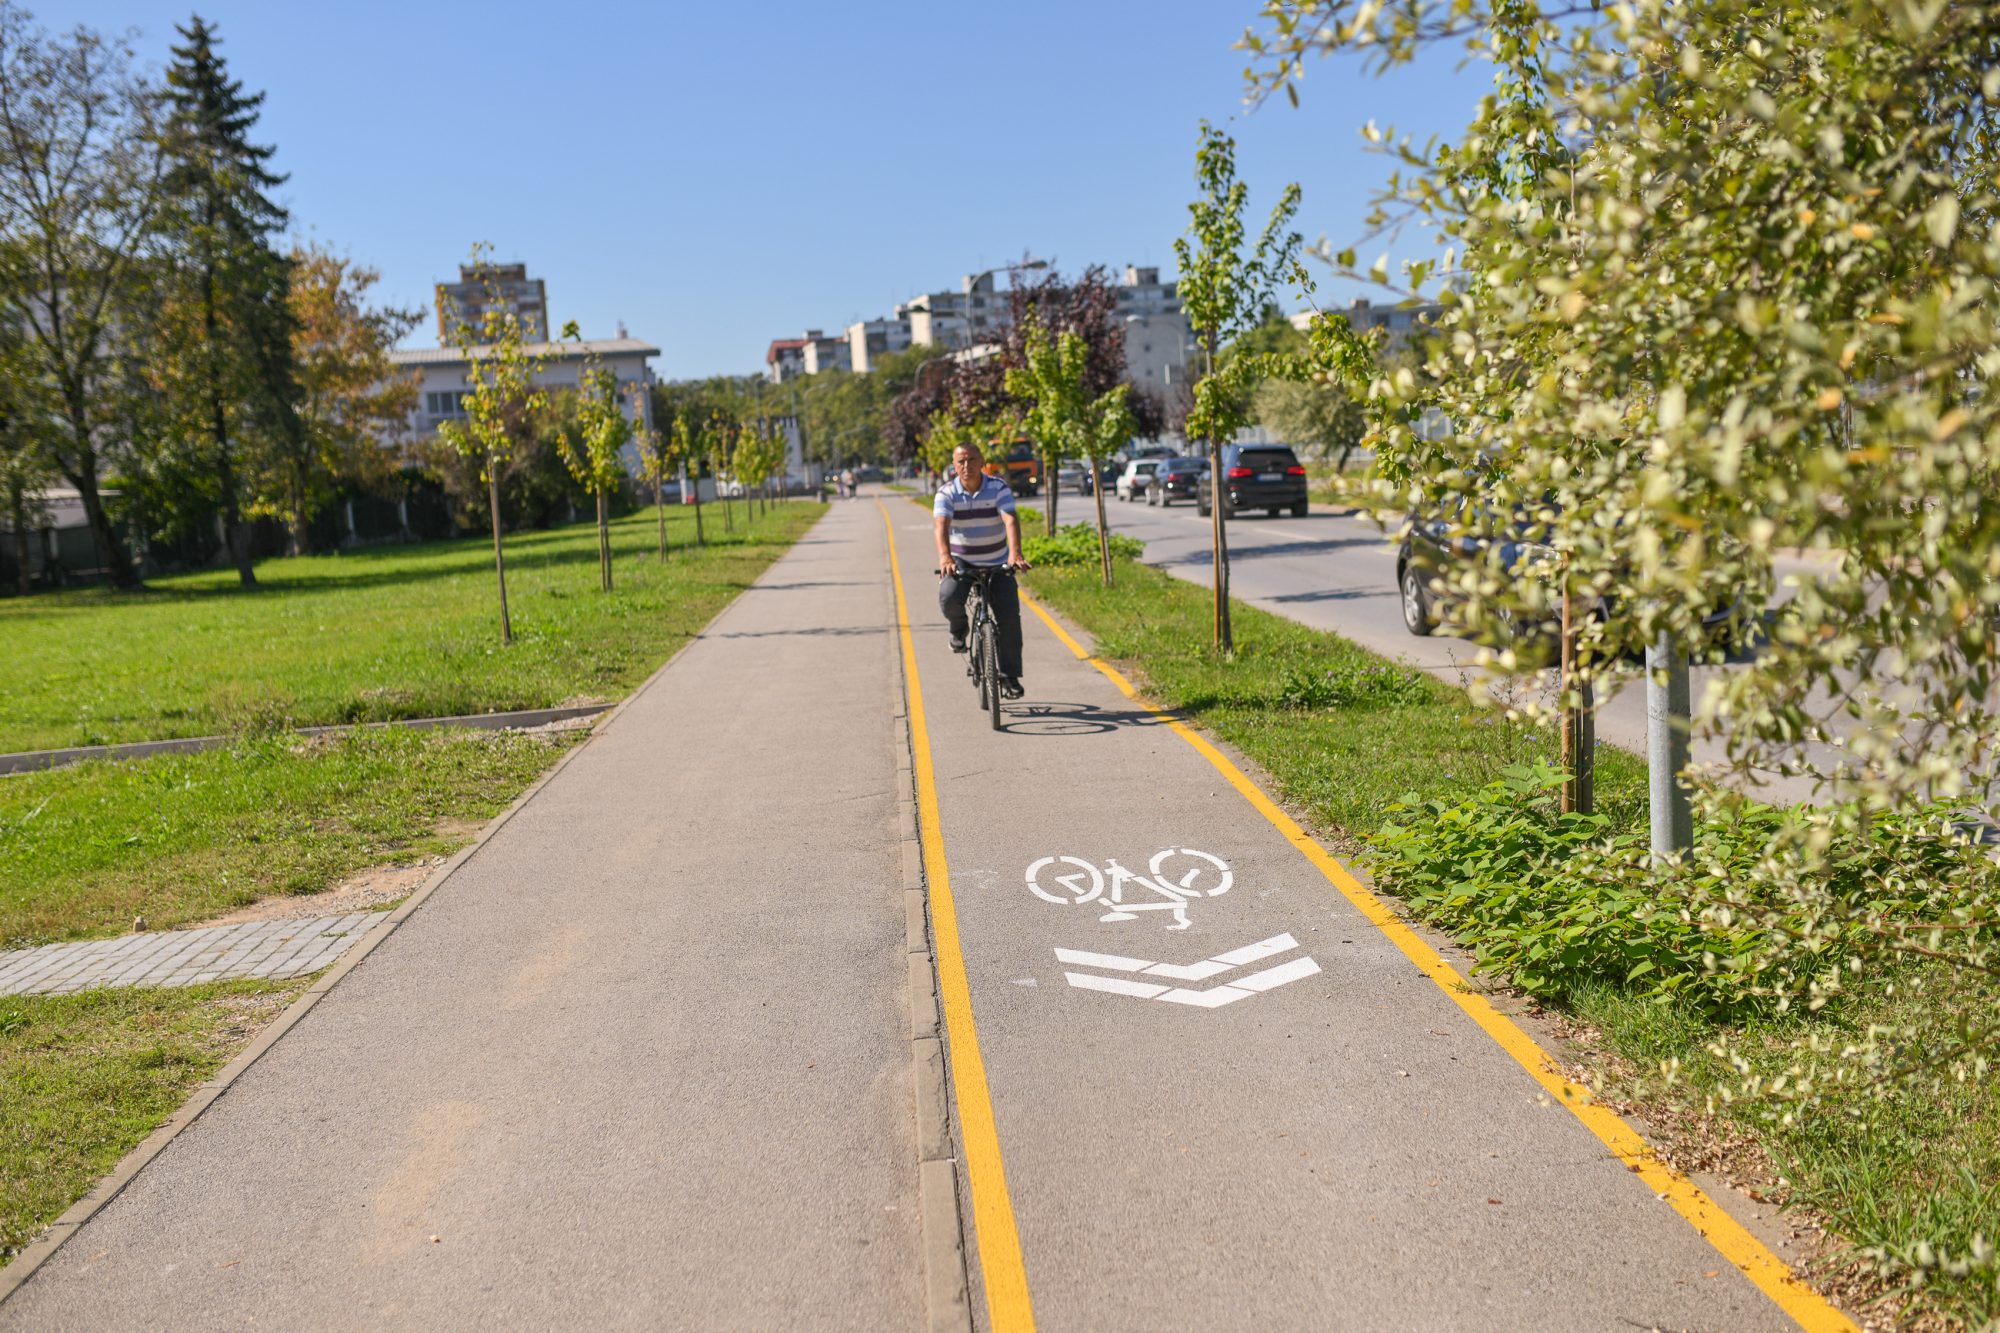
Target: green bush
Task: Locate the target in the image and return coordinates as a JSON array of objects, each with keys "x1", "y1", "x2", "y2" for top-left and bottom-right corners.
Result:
[
  {"x1": 1278, "y1": 660, "x2": 1433, "y2": 710},
  {"x1": 1367, "y1": 763, "x2": 1985, "y2": 1016},
  {"x1": 1023, "y1": 522, "x2": 1144, "y2": 568}
]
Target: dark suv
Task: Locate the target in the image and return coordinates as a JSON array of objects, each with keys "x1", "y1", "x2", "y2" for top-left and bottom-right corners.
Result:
[
  {"x1": 1196, "y1": 445, "x2": 1308, "y2": 518},
  {"x1": 1146, "y1": 456, "x2": 1206, "y2": 506}
]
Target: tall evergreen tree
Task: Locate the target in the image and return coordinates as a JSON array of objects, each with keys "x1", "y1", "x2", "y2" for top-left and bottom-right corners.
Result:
[{"x1": 156, "y1": 14, "x2": 298, "y2": 586}]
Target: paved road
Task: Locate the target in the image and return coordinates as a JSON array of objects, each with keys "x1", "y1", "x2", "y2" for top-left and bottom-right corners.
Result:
[
  {"x1": 3, "y1": 492, "x2": 1842, "y2": 1331},
  {"x1": 3, "y1": 501, "x2": 922, "y2": 1331},
  {"x1": 1090, "y1": 489, "x2": 1833, "y2": 803},
  {"x1": 880, "y1": 495, "x2": 1814, "y2": 1331}
]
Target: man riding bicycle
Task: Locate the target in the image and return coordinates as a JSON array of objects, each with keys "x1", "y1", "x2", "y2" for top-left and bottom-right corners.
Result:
[{"x1": 935, "y1": 442, "x2": 1030, "y2": 699}]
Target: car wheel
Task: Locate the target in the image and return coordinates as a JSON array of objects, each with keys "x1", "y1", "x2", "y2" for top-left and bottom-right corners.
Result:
[
  {"x1": 1292, "y1": 503, "x2": 1309, "y2": 517},
  {"x1": 1400, "y1": 564, "x2": 1434, "y2": 637}
]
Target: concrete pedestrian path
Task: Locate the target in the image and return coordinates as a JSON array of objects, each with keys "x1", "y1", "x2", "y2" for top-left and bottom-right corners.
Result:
[
  {"x1": 0, "y1": 914, "x2": 382, "y2": 997},
  {"x1": 2, "y1": 500, "x2": 922, "y2": 1330}
]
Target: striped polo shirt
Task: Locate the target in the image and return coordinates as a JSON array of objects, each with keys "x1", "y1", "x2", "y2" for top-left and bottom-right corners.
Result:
[{"x1": 934, "y1": 473, "x2": 1017, "y2": 567}]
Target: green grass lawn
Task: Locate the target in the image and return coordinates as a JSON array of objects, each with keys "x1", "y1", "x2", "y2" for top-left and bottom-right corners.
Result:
[
  {"x1": 0, "y1": 498, "x2": 823, "y2": 946},
  {"x1": 0, "y1": 977, "x2": 312, "y2": 1262},
  {"x1": 1027, "y1": 556, "x2": 1997, "y2": 1329},
  {"x1": 0, "y1": 727, "x2": 581, "y2": 948},
  {"x1": 0, "y1": 499, "x2": 821, "y2": 754}
]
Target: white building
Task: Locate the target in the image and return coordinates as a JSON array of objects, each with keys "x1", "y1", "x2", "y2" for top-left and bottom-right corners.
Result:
[
  {"x1": 1291, "y1": 297, "x2": 1442, "y2": 348},
  {"x1": 801, "y1": 329, "x2": 852, "y2": 376},
  {"x1": 902, "y1": 272, "x2": 1013, "y2": 351},
  {"x1": 765, "y1": 337, "x2": 807, "y2": 383},
  {"x1": 389, "y1": 336, "x2": 659, "y2": 466},
  {"x1": 847, "y1": 316, "x2": 912, "y2": 373},
  {"x1": 1112, "y1": 265, "x2": 1195, "y2": 396}
]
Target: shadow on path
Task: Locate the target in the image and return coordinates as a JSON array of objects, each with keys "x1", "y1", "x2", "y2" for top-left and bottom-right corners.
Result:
[{"x1": 998, "y1": 700, "x2": 1177, "y2": 737}]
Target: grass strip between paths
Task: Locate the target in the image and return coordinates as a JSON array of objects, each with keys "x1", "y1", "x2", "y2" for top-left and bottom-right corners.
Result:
[
  {"x1": 1026, "y1": 555, "x2": 1997, "y2": 1331},
  {"x1": 1, "y1": 978, "x2": 312, "y2": 1262},
  {"x1": 0, "y1": 503, "x2": 821, "y2": 754}
]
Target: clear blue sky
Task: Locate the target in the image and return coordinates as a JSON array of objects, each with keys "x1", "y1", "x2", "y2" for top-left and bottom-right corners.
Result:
[{"x1": 38, "y1": 1, "x2": 1490, "y2": 380}]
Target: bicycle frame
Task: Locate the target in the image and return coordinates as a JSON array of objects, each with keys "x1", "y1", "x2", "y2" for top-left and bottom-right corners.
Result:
[{"x1": 1096, "y1": 860, "x2": 1198, "y2": 930}]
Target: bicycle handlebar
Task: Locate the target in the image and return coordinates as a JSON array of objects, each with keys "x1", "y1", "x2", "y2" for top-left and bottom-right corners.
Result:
[{"x1": 935, "y1": 561, "x2": 1032, "y2": 576}]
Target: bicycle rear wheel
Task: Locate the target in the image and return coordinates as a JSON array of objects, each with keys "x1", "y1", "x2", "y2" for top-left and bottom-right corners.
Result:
[{"x1": 983, "y1": 624, "x2": 1003, "y2": 731}]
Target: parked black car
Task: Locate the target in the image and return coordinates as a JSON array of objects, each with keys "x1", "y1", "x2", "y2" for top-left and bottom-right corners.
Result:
[
  {"x1": 1146, "y1": 456, "x2": 1207, "y2": 506},
  {"x1": 1196, "y1": 444, "x2": 1309, "y2": 518}
]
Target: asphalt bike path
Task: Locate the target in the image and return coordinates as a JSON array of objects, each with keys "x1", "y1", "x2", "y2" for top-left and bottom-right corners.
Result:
[
  {"x1": 881, "y1": 496, "x2": 1840, "y2": 1332},
  {"x1": 2, "y1": 500, "x2": 922, "y2": 1330}
]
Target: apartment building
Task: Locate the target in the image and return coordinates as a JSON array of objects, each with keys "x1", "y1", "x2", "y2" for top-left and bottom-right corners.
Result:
[
  {"x1": 846, "y1": 316, "x2": 912, "y2": 373},
  {"x1": 435, "y1": 262, "x2": 550, "y2": 344},
  {"x1": 392, "y1": 337, "x2": 658, "y2": 443},
  {"x1": 1111, "y1": 265, "x2": 1195, "y2": 394},
  {"x1": 1291, "y1": 297, "x2": 1443, "y2": 347}
]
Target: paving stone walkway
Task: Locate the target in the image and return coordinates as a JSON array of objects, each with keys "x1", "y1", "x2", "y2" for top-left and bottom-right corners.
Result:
[{"x1": 0, "y1": 913, "x2": 383, "y2": 997}]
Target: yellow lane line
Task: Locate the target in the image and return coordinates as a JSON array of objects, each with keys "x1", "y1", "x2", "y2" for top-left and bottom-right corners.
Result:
[
  {"x1": 879, "y1": 503, "x2": 1037, "y2": 1333},
  {"x1": 1019, "y1": 588, "x2": 1855, "y2": 1333}
]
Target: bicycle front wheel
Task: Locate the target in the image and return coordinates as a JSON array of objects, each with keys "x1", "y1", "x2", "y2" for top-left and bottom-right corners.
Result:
[{"x1": 983, "y1": 625, "x2": 1003, "y2": 731}]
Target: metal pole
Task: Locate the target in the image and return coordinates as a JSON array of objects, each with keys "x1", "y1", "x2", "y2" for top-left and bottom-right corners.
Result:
[{"x1": 1647, "y1": 629, "x2": 1692, "y2": 862}]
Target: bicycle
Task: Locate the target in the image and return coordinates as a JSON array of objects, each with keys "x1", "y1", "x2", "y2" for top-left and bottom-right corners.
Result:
[{"x1": 939, "y1": 561, "x2": 1027, "y2": 732}]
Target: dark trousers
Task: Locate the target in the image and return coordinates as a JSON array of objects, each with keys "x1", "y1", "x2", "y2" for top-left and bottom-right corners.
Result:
[{"x1": 939, "y1": 567, "x2": 1023, "y2": 679}]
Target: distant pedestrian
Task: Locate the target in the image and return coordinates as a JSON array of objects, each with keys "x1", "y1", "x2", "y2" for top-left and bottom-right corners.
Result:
[{"x1": 841, "y1": 468, "x2": 856, "y2": 499}]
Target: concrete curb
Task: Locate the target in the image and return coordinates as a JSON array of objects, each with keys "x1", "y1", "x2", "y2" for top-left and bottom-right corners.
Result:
[
  {"x1": 0, "y1": 563, "x2": 772, "y2": 1309},
  {"x1": 0, "y1": 703, "x2": 615, "y2": 776},
  {"x1": 889, "y1": 542, "x2": 974, "y2": 1333}
]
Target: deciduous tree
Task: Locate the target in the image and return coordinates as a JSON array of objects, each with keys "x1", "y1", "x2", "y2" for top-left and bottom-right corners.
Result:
[
  {"x1": 1006, "y1": 320, "x2": 1134, "y2": 585},
  {"x1": 556, "y1": 344, "x2": 632, "y2": 592},
  {"x1": 1173, "y1": 121, "x2": 1303, "y2": 650},
  {"x1": 0, "y1": 9, "x2": 164, "y2": 587},
  {"x1": 1243, "y1": 0, "x2": 2000, "y2": 1120},
  {"x1": 260, "y1": 243, "x2": 421, "y2": 553},
  {"x1": 437, "y1": 243, "x2": 553, "y2": 644}
]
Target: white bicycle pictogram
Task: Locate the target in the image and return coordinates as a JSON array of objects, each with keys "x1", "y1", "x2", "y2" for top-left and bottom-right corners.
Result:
[{"x1": 1024, "y1": 849, "x2": 1233, "y2": 931}]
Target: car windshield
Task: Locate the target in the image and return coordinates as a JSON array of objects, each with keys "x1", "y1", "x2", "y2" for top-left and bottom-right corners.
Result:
[{"x1": 1236, "y1": 450, "x2": 1299, "y2": 469}]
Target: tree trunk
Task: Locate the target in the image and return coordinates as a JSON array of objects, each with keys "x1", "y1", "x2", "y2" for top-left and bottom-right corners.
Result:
[
  {"x1": 1092, "y1": 455, "x2": 1113, "y2": 587},
  {"x1": 1210, "y1": 432, "x2": 1231, "y2": 651},
  {"x1": 691, "y1": 469, "x2": 706, "y2": 546},
  {"x1": 1043, "y1": 451, "x2": 1060, "y2": 536},
  {"x1": 55, "y1": 406, "x2": 139, "y2": 588},
  {"x1": 488, "y1": 459, "x2": 513, "y2": 644},
  {"x1": 596, "y1": 487, "x2": 612, "y2": 592},
  {"x1": 1205, "y1": 340, "x2": 1232, "y2": 652},
  {"x1": 9, "y1": 482, "x2": 30, "y2": 596},
  {"x1": 655, "y1": 470, "x2": 668, "y2": 558},
  {"x1": 202, "y1": 242, "x2": 255, "y2": 588}
]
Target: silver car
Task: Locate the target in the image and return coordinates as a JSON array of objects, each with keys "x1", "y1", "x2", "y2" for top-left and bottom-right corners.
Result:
[{"x1": 1115, "y1": 459, "x2": 1160, "y2": 502}]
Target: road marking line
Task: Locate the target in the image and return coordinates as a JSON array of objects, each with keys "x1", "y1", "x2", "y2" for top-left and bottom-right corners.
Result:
[
  {"x1": 1052, "y1": 947, "x2": 1152, "y2": 972},
  {"x1": 1231, "y1": 956, "x2": 1324, "y2": 993},
  {"x1": 1140, "y1": 958, "x2": 1235, "y2": 981},
  {"x1": 1156, "y1": 984, "x2": 1253, "y2": 1008},
  {"x1": 1019, "y1": 588, "x2": 1857, "y2": 1333},
  {"x1": 1212, "y1": 933, "x2": 1300, "y2": 966},
  {"x1": 880, "y1": 503, "x2": 1037, "y2": 1333},
  {"x1": 1064, "y1": 973, "x2": 1172, "y2": 1000}
]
